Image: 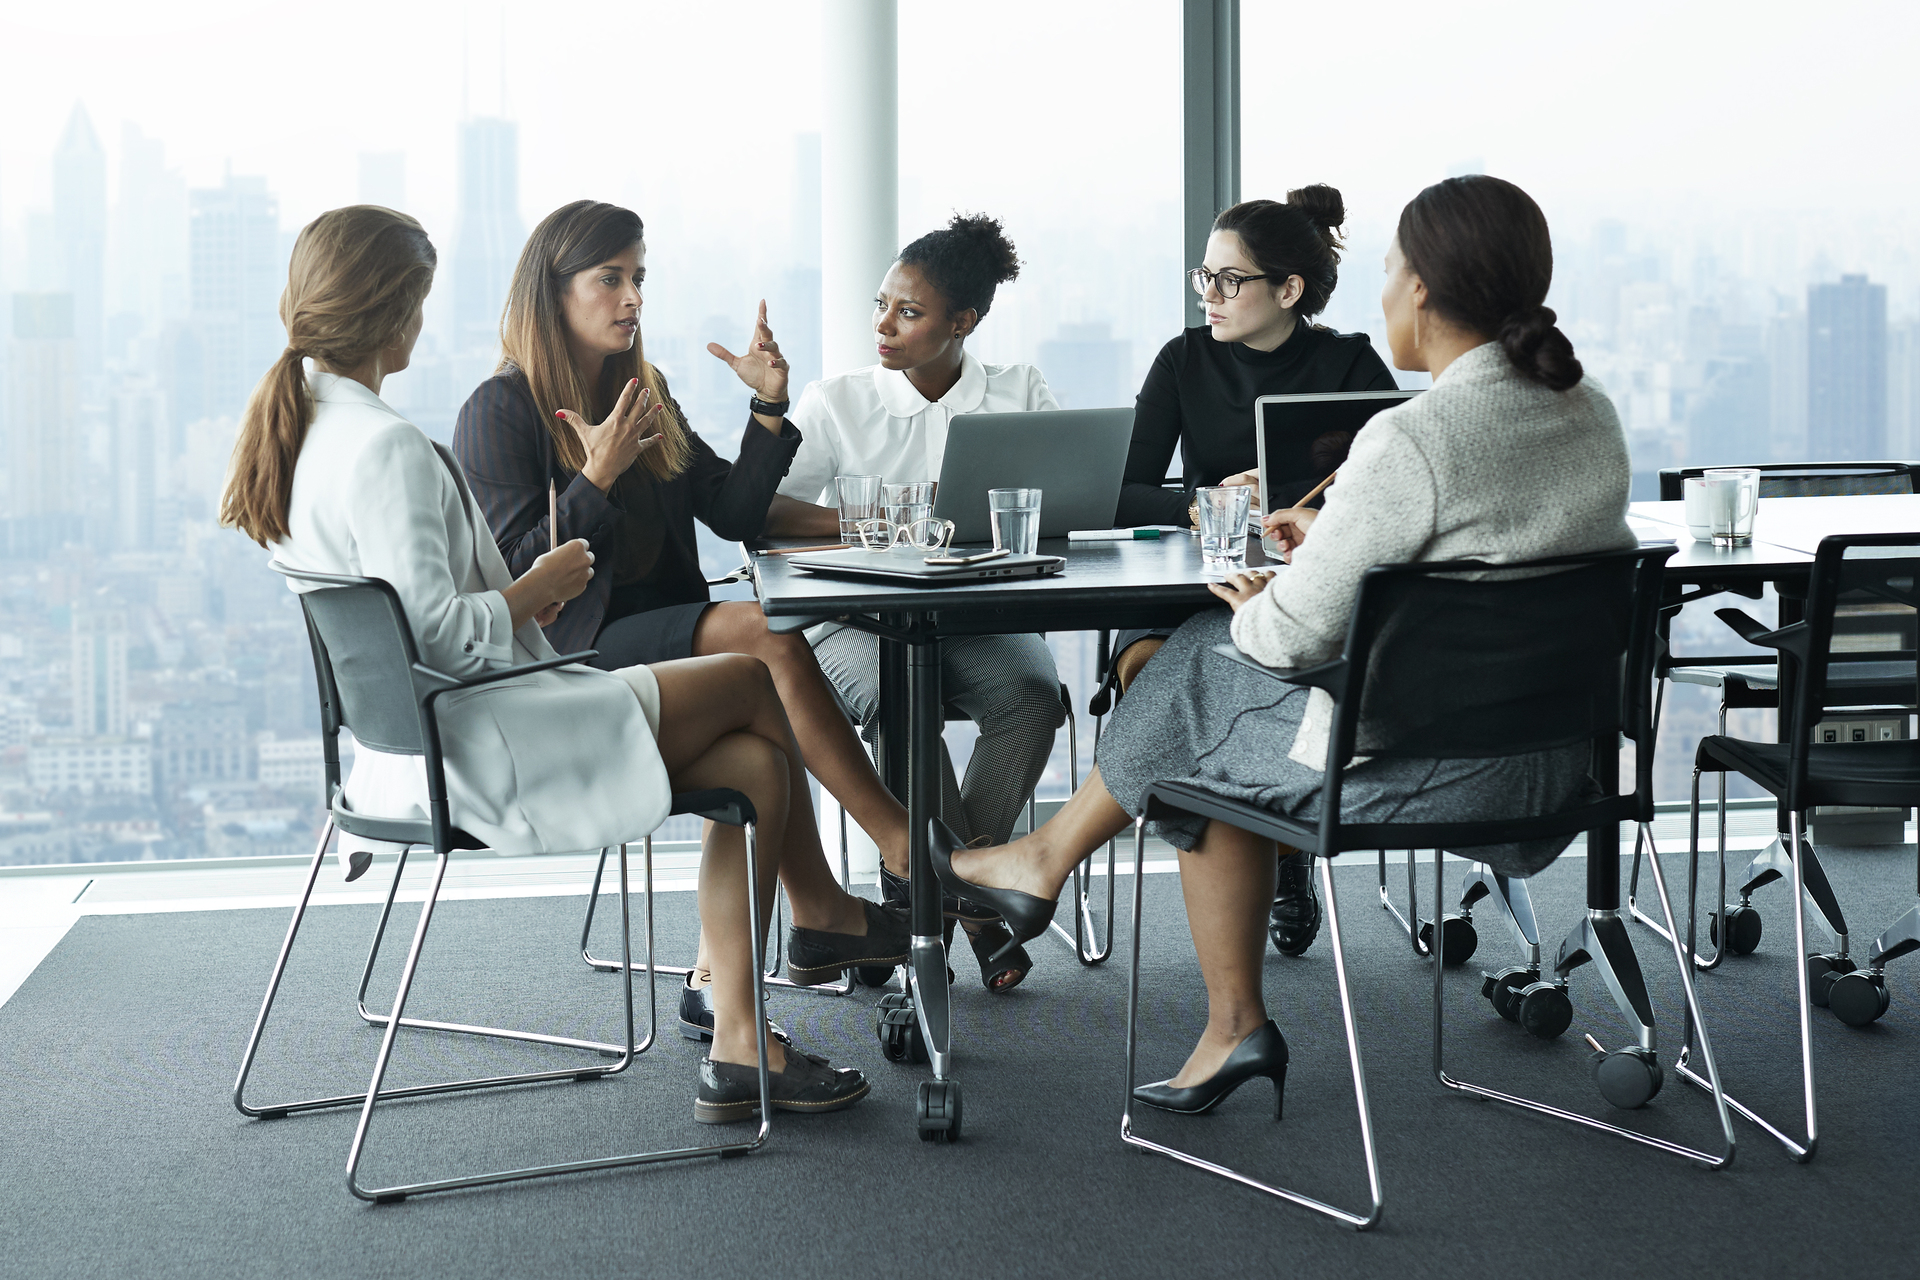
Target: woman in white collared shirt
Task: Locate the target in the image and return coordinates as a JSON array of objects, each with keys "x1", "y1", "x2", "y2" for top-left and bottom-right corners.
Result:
[{"x1": 775, "y1": 214, "x2": 1064, "y2": 993}]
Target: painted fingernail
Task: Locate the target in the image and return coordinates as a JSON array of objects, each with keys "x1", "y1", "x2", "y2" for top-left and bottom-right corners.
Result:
[{"x1": 555, "y1": 410, "x2": 566, "y2": 418}]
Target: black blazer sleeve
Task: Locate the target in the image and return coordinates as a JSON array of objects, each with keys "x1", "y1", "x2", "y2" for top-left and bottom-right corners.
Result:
[
  {"x1": 452, "y1": 375, "x2": 623, "y2": 579},
  {"x1": 682, "y1": 409, "x2": 804, "y2": 542},
  {"x1": 1114, "y1": 336, "x2": 1190, "y2": 528}
]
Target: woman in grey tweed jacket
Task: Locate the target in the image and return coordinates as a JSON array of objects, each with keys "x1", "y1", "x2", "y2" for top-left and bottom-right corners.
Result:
[{"x1": 935, "y1": 176, "x2": 1634, "y2": 1112}]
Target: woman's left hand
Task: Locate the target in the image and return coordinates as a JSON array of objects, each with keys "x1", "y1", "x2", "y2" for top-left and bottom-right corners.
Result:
[
  {"x1": 1207, "y1": 568, "x2": 1277, "y2": 612},
  {"x1": 707, "y1": 300, "x2": 790, "y2": 406}
]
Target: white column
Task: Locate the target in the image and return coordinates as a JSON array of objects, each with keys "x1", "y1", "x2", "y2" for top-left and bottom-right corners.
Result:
[{"x1": 821, "y1": 0, "x2": 897, "y2": 379}]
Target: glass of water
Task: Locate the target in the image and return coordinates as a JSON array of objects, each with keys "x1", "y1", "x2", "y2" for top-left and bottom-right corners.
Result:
[
  {"x1": 881, "y1": 481, "x2": 935, "y2": 546},
  {"x1": 1195, "y1": 485, "x2": 1253, "y2": 567},
  {"x1": 835, "y1": 474, "x2": 882, "y2": 541},
  {"x1": 987, "y1": 488, "x2": 1042, "y2": 555}
]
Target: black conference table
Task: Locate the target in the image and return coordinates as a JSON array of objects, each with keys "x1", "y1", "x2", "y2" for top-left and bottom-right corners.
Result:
[{"x1": 747, "y1": 495, "x2": 1920, "y2": 1140}]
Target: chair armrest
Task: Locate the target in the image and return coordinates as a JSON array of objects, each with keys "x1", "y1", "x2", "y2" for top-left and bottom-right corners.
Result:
[
  {"x1": 411, "y1": 650, "x2": 600, "y2": 692},
  {"x1": 1713, "y1": 608, "x2": 1808, "y2": 658},
  {"x1": 1211, "y1": 643, "x2": 1347, "y2": 691}
]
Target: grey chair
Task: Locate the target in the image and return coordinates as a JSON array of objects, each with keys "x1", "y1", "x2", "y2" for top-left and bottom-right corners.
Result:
[
  {"x1": 1629, "y1": 462, "x2": 1920, "y2": 970},
  {"x1": 233, "y1": 566, "x2": 773, "y2": 1203},
  {"x1": 1123, "y1": 546, "x2": 1733, "y2": 1230}
]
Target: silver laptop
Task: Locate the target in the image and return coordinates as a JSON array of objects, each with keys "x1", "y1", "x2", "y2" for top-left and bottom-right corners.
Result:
[{"x1": 930, "y1": 407, "x2": 1134, "y2": 544}]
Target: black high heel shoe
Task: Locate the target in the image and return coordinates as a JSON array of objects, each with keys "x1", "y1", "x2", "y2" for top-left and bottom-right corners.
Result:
[
  {"x1": 962, "y1": 919, "x2": 1031, "y2": 992},
  {"x1": 927, "y1": 819, "x2": 1057, "y2": 962},
  {"x1": 1132, "y1": 1021, "x2": 1290, "y2": 1119}
]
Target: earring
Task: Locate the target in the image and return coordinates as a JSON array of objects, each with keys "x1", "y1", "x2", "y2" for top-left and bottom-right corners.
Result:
[{"x1": 1412, "y1": 304, "x2": 1421, "y2": 350}]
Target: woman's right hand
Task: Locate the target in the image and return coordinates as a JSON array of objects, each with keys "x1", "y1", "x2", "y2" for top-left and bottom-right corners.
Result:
[
  {"x1": 1262, "y1": 507, "x2": 1318, "y2": 561},
  {"x1": 561, "y1": 377, "x2": 667, "y2": 492},
  {"x1": 503, "y1": 538, "x2": 595, "y2": 631}
]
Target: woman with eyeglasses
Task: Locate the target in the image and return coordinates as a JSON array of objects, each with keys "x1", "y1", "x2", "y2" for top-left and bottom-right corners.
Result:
[
  {"x1": 773, "y1": 213, "x2": 1065, "y2": 994},
  {"x1": 1109, "y1": 186, "x2": 1398, "y2": 962},
  {"x1": 452, "y1": 200, "x2": 913, "y2": 1041}
]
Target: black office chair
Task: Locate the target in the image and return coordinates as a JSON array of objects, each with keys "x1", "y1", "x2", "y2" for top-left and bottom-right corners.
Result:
[
  {"x1": 233, "y1": 566, "x2": 774, "y2": 1202},
  {"x1": 1629, "y1": 462, "x2": 1920, "y2": 968},
  {"x1": 1121, "y1": 546, "x2": 1734, "y2": 1229},
  {"x1": 1683, "y1": 533, "x2": 1920, "y2": 1161}
]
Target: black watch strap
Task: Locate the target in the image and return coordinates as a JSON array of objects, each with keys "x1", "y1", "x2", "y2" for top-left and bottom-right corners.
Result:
[{"x1": 750, "y1": 396, "x2": 790, "y2": 418}]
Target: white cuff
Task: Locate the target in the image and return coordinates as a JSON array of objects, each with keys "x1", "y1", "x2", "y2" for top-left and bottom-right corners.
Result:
[{"x1": 465, "y1": 591, "x2": 515, "y2": 663}]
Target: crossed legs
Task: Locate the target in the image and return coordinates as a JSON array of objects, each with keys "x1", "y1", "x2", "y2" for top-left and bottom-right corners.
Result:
[{"x1": 650, "y1": 653, "x2": 876, "y2": 1070}]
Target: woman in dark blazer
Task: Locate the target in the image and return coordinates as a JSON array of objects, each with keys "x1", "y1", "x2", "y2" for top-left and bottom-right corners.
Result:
[{"x1": 453, "y1": 200, "x2": 910, "y2": 1033}]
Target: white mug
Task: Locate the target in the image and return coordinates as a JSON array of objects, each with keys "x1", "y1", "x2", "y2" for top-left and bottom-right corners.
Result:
[{"x1": 1681, "y1": 475, "x2": 1715, "y2": 543}]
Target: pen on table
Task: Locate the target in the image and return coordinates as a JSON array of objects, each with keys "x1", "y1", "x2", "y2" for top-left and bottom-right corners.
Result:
[
  {"x1": 1067, "y1": 528, "x2": 1163, "y2": 542},
  {"x1": 756, "y1": 543, "x2": 851, "y2": 556}
]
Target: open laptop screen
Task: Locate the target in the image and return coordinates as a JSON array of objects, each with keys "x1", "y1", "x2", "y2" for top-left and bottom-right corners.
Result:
[{"x1": 1253, "y1": 390, "x2": 1420, "y2": 513}]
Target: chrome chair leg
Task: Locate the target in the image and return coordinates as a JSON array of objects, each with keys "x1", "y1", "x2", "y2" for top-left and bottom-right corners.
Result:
[
  {"x1": 1675, "y1": 780, "x2": 1818, "y2": 1162},
  {"x1": 1120, "y1": 818, "x2": 1385, "y2": 1230},
  {"x1": 1438, "y1": 823, "x2": 1736, "y2": 1167},
  {"x1": 1629, "y1": 704, "x2": 1726, "y2": 969},
  {"x1": 1376, "y1": 849, "x2": 1432, "y2": 956},
  {"x1": 236, "y1": 828, "x2": 652, "y2": 1122},
  {"x1": 1459, "y1": 862, "x2": 1541, "y2": 965},
  {"x1": 581, "y1": 834, "x2": 856, "y2": 997},
  {"x1": 1046, "y1": 696, "x2": 1116, "y2": 964},
  {"x1": 346, "y1": 831, "x2": 771, "y2": 1202}
]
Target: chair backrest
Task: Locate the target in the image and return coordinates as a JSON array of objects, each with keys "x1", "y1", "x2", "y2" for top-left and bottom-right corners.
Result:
[
  {"x1": 272, "y1": 564, "x2": 433, "y2": 759},
  {"x1": 1329, "y1": 547, "x2": 1672, "y2": 811},
  {"x1": 1657, "y1": 462, "x2": 1918, "y2": 501},
  {"x1": 1784, "y1": 535, "x2": 1920, "y2": 798}
]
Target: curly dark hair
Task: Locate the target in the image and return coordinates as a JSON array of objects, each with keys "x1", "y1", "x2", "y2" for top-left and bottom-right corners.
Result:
[{"x1": 896, "y1": 212, "x2": 1022, "y2": 319}]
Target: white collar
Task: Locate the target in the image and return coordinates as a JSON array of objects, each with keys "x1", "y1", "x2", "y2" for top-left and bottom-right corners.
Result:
[
  {"x1": 309, "y1": 368, "x2": 395, "y2": 412},
  {"x1": 873, "y1": 348, "x2": 988, "y2": 418}
]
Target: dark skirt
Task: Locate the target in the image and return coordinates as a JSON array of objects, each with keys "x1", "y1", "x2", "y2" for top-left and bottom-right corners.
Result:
[
  {"x1": 587, "y1": 601, "x2": 713, "y2": 669},
  {"x1": 1094, "y1": 608, "x2": 1594, "y2": 878}
]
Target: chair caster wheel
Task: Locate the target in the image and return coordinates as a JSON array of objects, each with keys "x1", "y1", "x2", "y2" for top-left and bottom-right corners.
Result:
[
  {"x1": 1807, "y1": 954, "x2": 1855, "y2": 1008},
  {"x1": 916, "y1": 1079, "x2": 962, "y2": 1143},
  {"x1": 855, "y1": 965, "x2": 896, "y2": 988},
  {"x1": 1481, "y1": 967, "x2": 1533, "y2": 1022},
  {"x1": 1419, "y1": 915, "x2": 1478, "y2": 966},
  {"x1": 1591, "y1": 1047, "x2": 1664, "y2": 1110},
  {"x1": 1827, "y1": 971, "x2": 1890, "y2": 1027},
  {"x1": 875, "y1": 1001, "x2": 927, "y2": 1064},
  {"x1": 1517, "y1": 982, "x2": 1572, "y2": 1039},
  {"x1": 1709, "y1": 904, "x2": 1762, "y2": 956}
]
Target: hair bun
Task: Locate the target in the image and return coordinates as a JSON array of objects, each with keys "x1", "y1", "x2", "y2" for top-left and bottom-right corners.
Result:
[
  {"x1": 944, "y1": 212, "x2": 1021, "y2": 286},
  {"x1": 1497, "y1": 304, "x2": 1583, "y2": 392},
  {"x1": 1286, "y1": 184, "x2": 1346, "y2": 244}
]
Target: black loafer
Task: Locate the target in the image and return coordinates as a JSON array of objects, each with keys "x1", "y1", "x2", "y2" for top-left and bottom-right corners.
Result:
[
  {"x1": 1268, "y1": 850, "x2": 1321, "y2": 957},
  {"x1": 694, "y1": 1048, "x2": 870, "y2": 1124},
  {"x1": 678, "y1": 976, "x2": 791, "y2": 1046},
  {"x1": 880, "y1": 864, "x2": 1000, "y2": 924},
  {"x1": 787, "y1": 899, "x2": 911, "y2": 986}
]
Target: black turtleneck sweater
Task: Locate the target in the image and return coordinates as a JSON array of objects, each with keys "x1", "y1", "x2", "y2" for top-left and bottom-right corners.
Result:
[{"x1": 1115, "y1": 323, "x2": 1399, "y2": 527}]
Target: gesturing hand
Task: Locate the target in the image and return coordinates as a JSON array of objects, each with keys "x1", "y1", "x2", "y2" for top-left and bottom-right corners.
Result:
[
  {"x1": 532, "y1": 538, "x2": 596, "y2": 605},
  {"x1": 1207, "y1": 568, "x2": 1278, "y2": 613},
  {"x1": 560, "y1": 376, "x2": 667, "y2": 493},
  {"x1": 707, "y1": 300, "x2": 790, "y2": 411}
]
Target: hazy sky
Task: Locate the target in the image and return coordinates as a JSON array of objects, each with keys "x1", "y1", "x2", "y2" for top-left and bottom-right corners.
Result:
[{"x1": 3, "y1": 0, "x2": 1916, "y2": 226}]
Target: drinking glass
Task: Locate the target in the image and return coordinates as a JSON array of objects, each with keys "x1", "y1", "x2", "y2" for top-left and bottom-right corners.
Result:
[
  {"x1": 1196, "y1": 485, "x2": 1253, "y2": 566},
  {"x1": 835, "y1": 474, "x2": 882, "y2": 541},
  {"x1": 1703, "y1": 468, "x2": 1759, "y2": 547},
  {"x1": 987, "y1": 488, "x2": 1042, "y2": 555},
  {"x1": 881, "y1": 481, "x2": 935, "y2": 543}
]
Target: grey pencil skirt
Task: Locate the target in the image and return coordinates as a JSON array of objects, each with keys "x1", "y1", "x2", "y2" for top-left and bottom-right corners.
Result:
[{"x1": 1094, "y1": 609, "x2": 1595, "y2": 878}]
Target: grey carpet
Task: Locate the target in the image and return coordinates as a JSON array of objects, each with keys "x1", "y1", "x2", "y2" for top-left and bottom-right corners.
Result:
[{"x1": 1, "y1": 844, "x2": 1916, "y2": 1280}]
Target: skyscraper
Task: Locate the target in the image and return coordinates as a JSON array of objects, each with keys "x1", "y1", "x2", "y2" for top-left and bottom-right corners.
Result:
[
  {"x1": 6, "y1": 294, "x2": 81, "y2": 533},
  {"x1": 111, "y1": 377, "x2": 167, "y2": 551},
  {"x1": 111, "y1": 124, "x2": 189, "y2": 346},
  {"x1": 451, "y1": 118, "x2": 524, "y2": 355},
  {"x1": 1807, "y1": 275, "x2": 1887, "y2": 461},
  {"x1": 189, "y1": 175, "x2": 282, "y2": 420},
  {"x1": 71, "y1": 610, "x2": 128, "y2": 737},
  {"x1": 52, "y1": 104, "x2": 107, "y2": 375},
  {"x1": 1765, "y1": 308, "x2": 1807, "y2": 461}
]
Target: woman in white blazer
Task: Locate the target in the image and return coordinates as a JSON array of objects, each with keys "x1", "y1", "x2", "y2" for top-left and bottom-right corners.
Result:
[
  {"x1": 772, "y1": 213, "x2": 1066, "y2": 995},
  {"x1": 221, "y1": 206, "x2": 902, "y2": 1124}
]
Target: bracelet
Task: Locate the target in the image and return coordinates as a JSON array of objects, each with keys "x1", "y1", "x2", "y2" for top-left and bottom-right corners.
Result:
[{"x1": 750, "y1": 396, "x2": 790, "y2": 418}]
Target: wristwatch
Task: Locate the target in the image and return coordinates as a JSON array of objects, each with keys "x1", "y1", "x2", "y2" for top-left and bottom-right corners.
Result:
[{"x1": 750, "y1": 395, "x2": 790, "y2": 418}]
